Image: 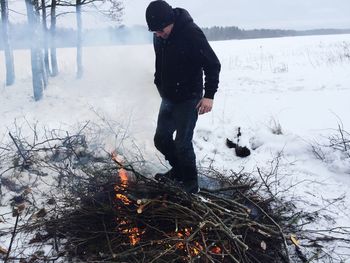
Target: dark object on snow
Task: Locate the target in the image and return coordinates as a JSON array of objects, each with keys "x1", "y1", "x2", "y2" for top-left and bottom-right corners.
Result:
[
  {"x1": 226, "y1": 138, "x2": 251, "y2": 157},
  {"x1": 235, "y1": 146, "x2": 251, "y2": 158},
  {"x1": 237, "y1": 127, "x2": 242, "y2": 138},
  {"x1": 226, "y1": 138, "x2": 237, "y2": 148},
  {"x1": 226, "y1": 127, "x2": 251, "y2": 157}
]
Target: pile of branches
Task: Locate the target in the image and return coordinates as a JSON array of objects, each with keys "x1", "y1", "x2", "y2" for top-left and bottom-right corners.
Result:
[
  {"x1": 24, "y1": 169, "x2": 293, "y2": 263},
  {"x1": 1, "y1": 124, "x2": 348, "y2": 262}
]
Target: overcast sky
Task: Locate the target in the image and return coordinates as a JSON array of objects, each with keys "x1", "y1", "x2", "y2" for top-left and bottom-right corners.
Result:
[{"x1": 123, "y1": 0, "x2": 350, "y2": 30}]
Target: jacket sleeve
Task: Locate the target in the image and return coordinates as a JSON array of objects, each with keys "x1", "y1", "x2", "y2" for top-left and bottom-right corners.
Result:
[
  {"x1": 153, "y1": 34, "x2": 161, "y2": 87},
  {"x1": 190, "y1": 26, "x2": 221, "y2": 99}
]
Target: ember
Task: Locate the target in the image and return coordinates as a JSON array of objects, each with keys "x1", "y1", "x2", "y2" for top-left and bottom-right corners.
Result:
[{"x1": 121, "y1": 227, "x2": 144, "y2": 246}]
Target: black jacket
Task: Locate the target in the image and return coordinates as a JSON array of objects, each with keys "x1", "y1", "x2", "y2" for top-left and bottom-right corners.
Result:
[{"x1": 153, "y1": 8, "x2": 221, "y2": 102}]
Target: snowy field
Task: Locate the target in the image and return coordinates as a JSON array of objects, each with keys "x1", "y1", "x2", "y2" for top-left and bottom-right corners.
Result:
[{"x1": 1, "y1": 34, "x2": 350, "y2": 261}]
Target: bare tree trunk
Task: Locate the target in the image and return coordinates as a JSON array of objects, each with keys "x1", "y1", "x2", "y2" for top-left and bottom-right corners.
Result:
[
  {"x1": 38, "y1": 0, "x2": 48, "y2": 88},
  {"x1": 25, "y1": 0, "x2": 44, "y2": 100},
  {"x1": 41, "y1": 0, "x2": 51, "y2": 76},
  {"x1": 76, "y1": 0, "x2": 83, "y2": 79},
  {"x1": 50, "y1": 0, "x2": 58, "y2": 76},
  {"x1": 1, "y1": 0, "x2": 15, "y2": 86}
]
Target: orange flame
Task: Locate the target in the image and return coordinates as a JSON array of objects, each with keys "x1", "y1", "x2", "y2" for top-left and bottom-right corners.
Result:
[
  {"x1": 112, "y1": 151, "x2": 129, "y2": 188},
  {"x1": 113, "y1": 151, "x2": 144, "y2": 246},
  {"x1": 115, "y1": 193, "x2": 131, "y2": 205},
  {"x1": 112, "y1": 151, "x2": 204, "y2": 252},
  {"x1": 118, "y1": 168, "x2": 128, "y2": 188}
]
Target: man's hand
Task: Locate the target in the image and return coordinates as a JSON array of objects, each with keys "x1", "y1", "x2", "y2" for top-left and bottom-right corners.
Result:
[{"x1": 196, "y1": 98, "x2": 213, "y2": 115}]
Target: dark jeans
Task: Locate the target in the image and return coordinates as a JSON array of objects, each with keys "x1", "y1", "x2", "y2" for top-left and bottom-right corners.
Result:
[{"x1": 154, "y1": 97, "x2": 200, "y2": 181}]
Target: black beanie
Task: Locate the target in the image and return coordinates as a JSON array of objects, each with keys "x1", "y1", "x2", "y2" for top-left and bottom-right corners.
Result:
[{"x1": 146, "y1": 0, "x2": 175, "y2": 31}]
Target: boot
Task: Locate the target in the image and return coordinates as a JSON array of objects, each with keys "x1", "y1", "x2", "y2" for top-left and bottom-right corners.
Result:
[
  {"x1": 181, "y1": 166, "x2": 199, "y2": 194},
  {"x1": 183, "y1": 179, "x2": 199, "y2": 194},
  {"x1": 154, "y1": 167, "x2": 181, "y2": 182}
]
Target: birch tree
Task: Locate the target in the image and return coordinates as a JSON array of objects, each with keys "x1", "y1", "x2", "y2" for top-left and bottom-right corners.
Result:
[
  {"x1": 76, "y1": 0, "x2": 83, "y2": 78},
  {"x1": 41, "y1": 0, "x2": 51, "y2": 75},
  {"x1": 25, "y1": 0, "x2": 47, "y2": 100},
  {"x1": 50, "y1": 0, "x2": 59, "y2": 76},
  {"x1": 1, "y1": 0, "x2": 15, "y2": 86}
]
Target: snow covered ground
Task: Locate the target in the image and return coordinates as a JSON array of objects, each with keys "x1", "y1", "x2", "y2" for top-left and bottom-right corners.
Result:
[{"x1": 1, "y1": 34, "x2": 350, "y2": 261}]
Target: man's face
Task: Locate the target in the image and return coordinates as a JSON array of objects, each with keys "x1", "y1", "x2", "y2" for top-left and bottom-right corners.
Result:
[{"x1": 154, "y1": 24, "x2": 174, "y2": 39}]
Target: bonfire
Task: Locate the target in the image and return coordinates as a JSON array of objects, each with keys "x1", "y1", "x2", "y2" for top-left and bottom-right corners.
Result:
[{"x1": 1, "y1": 128, "x2": 348, "y2": 263}]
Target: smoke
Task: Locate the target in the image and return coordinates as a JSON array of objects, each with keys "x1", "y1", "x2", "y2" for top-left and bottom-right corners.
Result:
[
  {"x1": 57, "y1": 43, "x2": 160, "y2": 155},
  {"x1": 1, "y1": 1, "x2": 162, "y2": 166}
]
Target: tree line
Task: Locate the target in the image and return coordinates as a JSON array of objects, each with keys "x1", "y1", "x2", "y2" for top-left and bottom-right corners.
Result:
[
  {"x1": 3, "y1": 24, "x2": 349, "y2": 51},
  {"x1": 202, "y1": 26, "x2": 350, "y2": 41},
  {"x1": 0, "y1": 0, "x2": 123, "y2": 100}
]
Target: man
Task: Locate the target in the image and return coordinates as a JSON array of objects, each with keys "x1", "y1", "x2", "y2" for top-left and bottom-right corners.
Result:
[{"x1": 146, "y1": 0, "x2": 221, "y2": 193}]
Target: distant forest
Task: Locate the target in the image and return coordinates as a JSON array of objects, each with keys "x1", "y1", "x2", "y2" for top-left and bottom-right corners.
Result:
[
  {"x1": 202, "y1": 26, "x2": 350, "y2": 40},
  {"x1": 1, "y1": 24, "x2": 350, "y2": 49}
]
